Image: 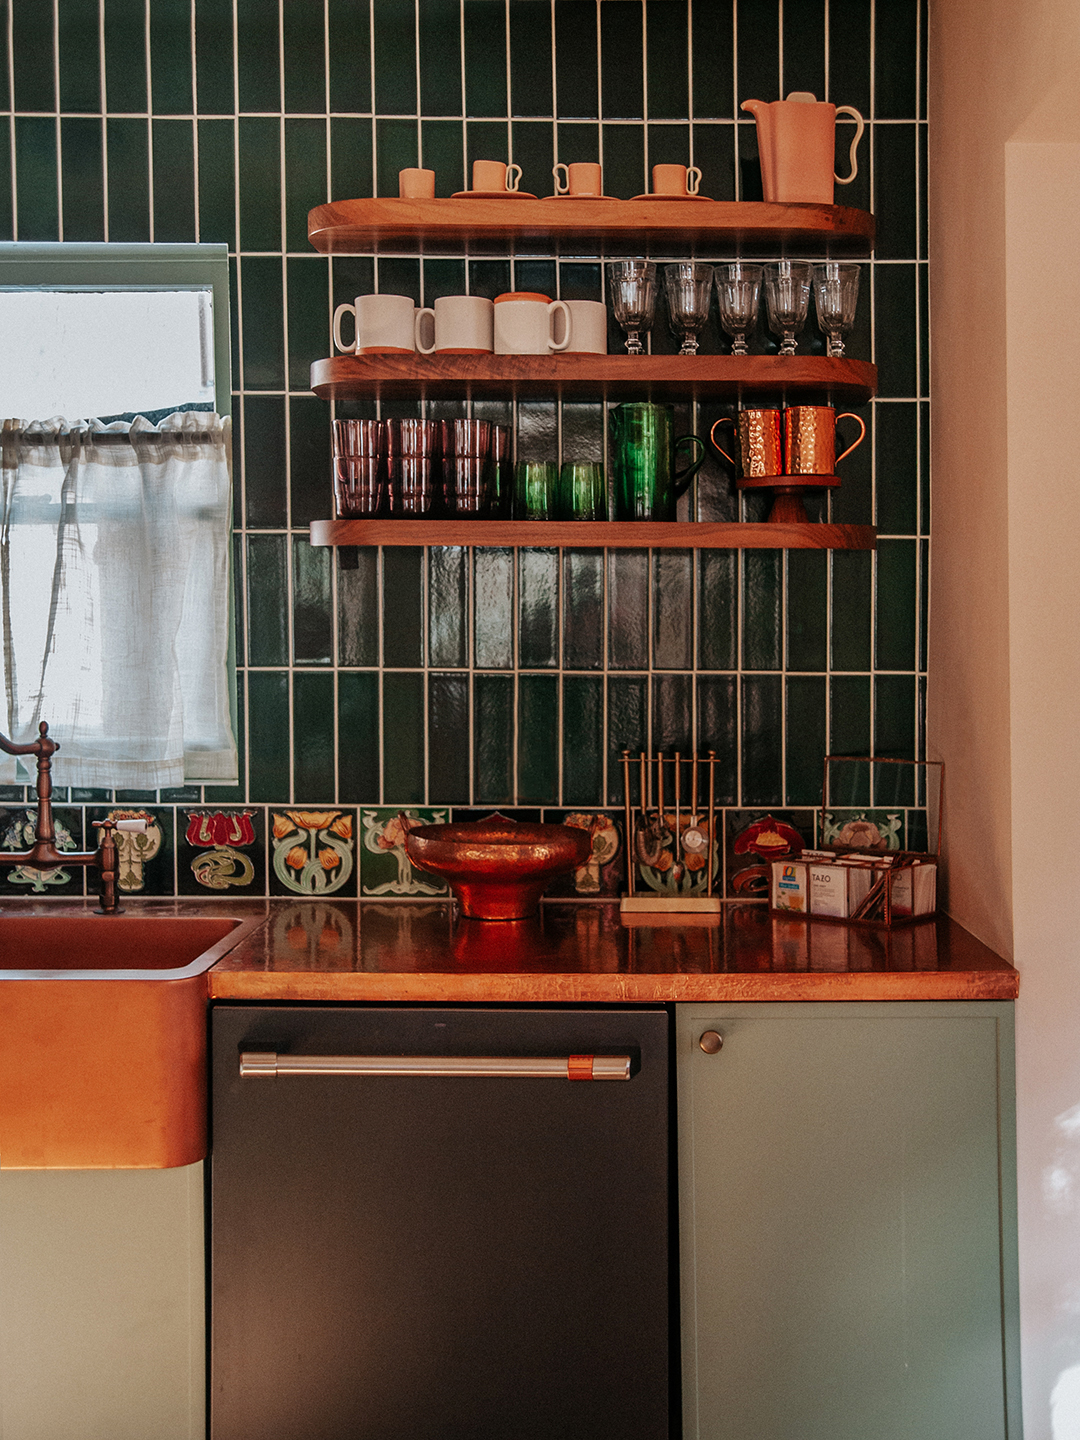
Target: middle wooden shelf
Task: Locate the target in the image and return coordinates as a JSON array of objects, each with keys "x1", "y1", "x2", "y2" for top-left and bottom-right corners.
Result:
[{"x1": 310, "y1": 353, "x2": 877, "y2": 404}]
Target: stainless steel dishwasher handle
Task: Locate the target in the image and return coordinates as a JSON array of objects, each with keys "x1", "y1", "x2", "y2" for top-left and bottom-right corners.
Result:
[{"x1": 240, "y1": 1051, "x2": 631, "y2": 1081}]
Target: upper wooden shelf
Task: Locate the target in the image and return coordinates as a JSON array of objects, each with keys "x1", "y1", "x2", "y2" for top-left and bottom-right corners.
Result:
[
  {"x1": 311, "y1": 354, "x2": 877, "y2": 404},
  {"x1": 308, "y1": 198, "x2": 875, "y2": 258},
  {"x1": 310, "y1": 519, "x2": 877, "y2": 552}
]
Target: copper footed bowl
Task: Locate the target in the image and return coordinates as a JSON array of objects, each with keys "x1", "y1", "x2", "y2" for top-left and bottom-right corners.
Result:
[{"x1": 404, "y1": 813, "x2": 592, "y2": 920}]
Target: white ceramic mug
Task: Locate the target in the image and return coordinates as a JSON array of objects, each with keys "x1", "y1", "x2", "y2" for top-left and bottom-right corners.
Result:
[
  {"x1": 563, "y1": 300, "x2": 608, "y2": 354},
  {"x1": 472, "y1": 159, "x2": 522, "y2": 193},
  {"x1": 493, "y1": 292, "x2": 572, "y2": 355},
  {"x1": 415, "y1": 295, "x2": 495, "y2": 355},
  {"x1": 652, "y1": 163, "x2": 702, "y2": 196},
  {"x1": 333, "y1": 294, "x2": 420, "y2": 354},
  {"x1": 553, "y1": 161, "x2": 603, "y2": 196}
]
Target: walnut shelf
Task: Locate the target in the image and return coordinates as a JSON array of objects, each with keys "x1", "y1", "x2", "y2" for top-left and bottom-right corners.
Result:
[
  {"x1": 309, "y1": 519, "x2": 877, "y2": 552},
  {"x1": 310, "y1": 354, "x2": 877, "y2": 404},
  {"x1": 308, "y1": 198, "x2": 875, "y2": 258}
]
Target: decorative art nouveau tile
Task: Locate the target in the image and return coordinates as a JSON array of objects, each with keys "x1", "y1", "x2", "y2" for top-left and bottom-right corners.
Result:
[
  {"x1": 545, "y1": 811, "x2": 625, "y2": 899},
  {"x1": 725, "y1": 810, "x2": 816, "y2": 901},
  {"x1": 0, "y1": 805, "x2": 86, "y2": 896},
  {"x1": 269, "y1": 809, "x2": 358, "y2": 898},
  {"x1": 87, "y1": 807, "x2": 175, "y2": 896},
  {"x1": 179, "y1": 808, "x2": 265, "y2": 896},
  {"x1": 818, "y1": 809, "x2": 906, "y2": 852},
  {"x1": 359, "y1": 807, "x2": 450, "y2": 897}
]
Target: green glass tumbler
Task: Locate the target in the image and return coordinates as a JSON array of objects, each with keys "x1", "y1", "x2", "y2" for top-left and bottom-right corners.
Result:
[
  {"x1": 610, "y1": 402, "x2": 706, "y2": 521},
  {"x1": 514, "y1": 461, "x2": 559, "y2": 520},
  {"x1": 559, "y1": 462, "x2": 607, "y2": 521}
]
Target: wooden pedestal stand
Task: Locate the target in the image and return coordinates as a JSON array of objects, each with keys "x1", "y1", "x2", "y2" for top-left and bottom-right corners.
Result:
[{"x1": 737, "y1": 473, "x2": 842, "y2": 524}]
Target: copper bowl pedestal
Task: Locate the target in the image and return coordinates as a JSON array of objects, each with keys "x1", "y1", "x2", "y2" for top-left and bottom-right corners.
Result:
[{"x1": 405, "y1": 813, "x2": 592, "y2": 920}]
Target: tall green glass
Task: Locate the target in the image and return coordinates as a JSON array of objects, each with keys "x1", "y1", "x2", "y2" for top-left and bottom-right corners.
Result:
[
  {"x1": 513, "y1": 461, "x2": 559, "y2": 520},
  {"x1": 610, "y1": 402, "x2": 705, "y2": 521}
]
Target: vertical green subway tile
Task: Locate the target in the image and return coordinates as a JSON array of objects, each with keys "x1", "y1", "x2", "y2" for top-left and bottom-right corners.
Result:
[
  {"x1": 653, "y1": 673, "x2": 693, "y2": 754},
  {"x1": 874, "y1": 264, "x2": 918, "y2": 399},
  {"x1": 243, "y1": 394, "x2": 287, "y2": 528},
  {"x1": 742, "y1": 674, "x2": 783, "y2": 807},
  {"x1": 247, "y1": 670, "x2": 291, "y2": 803},
  {"x1": 830, "y1": 674, "x2": 871, "y2": 769},
  {"x1": 338, "y1": 548, "x2": 380, "y2": 668},
  {"x1": 474, "y1": 549, "x2": 514, "y2": 670},
  {"x1": 645, "y1": 0, "x2": 688, "y2": 120},
  {"x1": 16, "y1": 119, "x2": 58, "y2": 242},
  {"x1": 512, "y1": 124, "x2": 556, "y2": 204},
  {"x1": 601, "y1": 125, "x2": 645, "y2": 201},
  {"x1": 742, "y1": 550, "x2": 782, "y2": 671},
  {"x1": 374, "y1": 0, "x2": 417, "y2": 114},
  {"x1": 647, "y1": 123, "x2": 692, "y2": 171},
  {"x1": 331, "y1": 119, "x2": 374, "y2": 204},
  {"x1": 465, "y1": 119, "x2": 509, "y2": 181},
  {"x1": 60, "y1": 118, "x2": 104, "y2": 242},
  {"x1": 150, "y1": 0, "x2": 193, "y2": 113},
  {"x1": 464, "y1": 0, "x2": 507, "y2": 118},
  {"x1": 919, "y1": 538, "x2": 929, "y2": 672},
  {"x1": 239, "y1": 117, "x2": 282, "y2": 252},
  {"x1": 782, "y1": 0, "x2": 826, "y2": 102},
  {"x1": 239, "y1": 256, "x2": 285, "y2": 389},
  {"x1": 0, "y1": 137, "x2": 11, "y2": 241},
  {"x1": 874, "y1": 125, "x2": 918, "y2": 263},
  {"x1": 786, "y1": 675, "x2": 827, "y2": 807},
  {"x1": 377, "y1": 256, "x2": 422, "y2": 303},
  {"x1": 421, "y1": 121, "x2": 464, "y2": 196},
  {"x1": 283, "y1": 0, "x2": 326, "y2": 113},
  {"x1": 152, "y1": 120, "x2": 196, "y2": 242},
  {"x1": 828, "y1": 0, "x2": 871, "y2": 114},
  {"x1": 875, "y1": 538, "x2": 917, "y2": 672},
  {"x1": 875, "y1": 401, "x2": 918, "y2": 535},
  {"x1": 563, "y1": 551, "x2": 603, "y2": 671},
  {"x1": 829, "y1": 401, "x2": 872, "y2": 526},
  {"x1": 519, "y1": 549, "x2": 558, "y2": 669},
  {"x1": 428, "y1": 674, "x2": 470, "y2": 805},
  {"x1": 474, "y1": 674, "x2": 514, "y2": 806},
  {"x1": 285, "y1": 120, "x2": 328, "y2": 254},
  {"x1": 736, "y1": 0, "x2": 780, "y2": 104},
  {"x1": 237, "y1": 0, "x2": 280, "y2": 112},
  {"x1": 692, "y1": 123, "x2": 737, "y2": 204},
  {"x1": 198, "y1": 120, "x2": 235, "y2": 244},
  {"x1": 287, "y1": 255, "x2": 329, "y2": 393},
  {"x1": 58, "y1": 0, "x2": 100, "y2": 112},
  {"x1": 518, "y1": 675, "x2": 558, "y2": 805},
  {"x1": 691, "y1": 1, "x2": 733, "y2": 118},
  {"x1": 555, "y1": 1, "x2": 599, "y2": 119},
  {"x1": 563, "y1": 677, "x2": 603, "y2": 807},
  {"x1": 14, "y1": 0, "x2": 55, "y2": 111},
  {"x1": 290, "y1": 395, "x2": 330, "y2": 529},
  {"x1": 875, "y1": 0, "x2": 919, "y2": 119},
  {"x1": 292, "y1": 672, "x2": 335, "y2": 802},
  {"x1": 420, "y1": 0, "x2": 462, "y2": 115},
  {"x1": 328, "y1": 0, "x2": 372, "y2": 113},
  {"x1": 246, "y1": 534, "x2": 289, "y2": 667},
  {"x1": 382, "y1": 672, "x2": 425, "y2": 803},
  {"x1": 874, "y1": 676, "x2": 917, "y2": 804},
  {"x1": 653, "y1": 551, "x2": 693, "y2": 670},
  {"x1": 376, "y1": 118, "x2": 419, "y2": 197},
  {"x1": 104, "y1": 0, "x2": 145, "y2": 112},
  {"x1": 468, "y1": 257, "x2": 513, "y2": 299},
  {"x1": 196, "y1": 0, "x2": 234, "y2": 114},
  {"x1": 332, "y1": 254, "x2": 376, "y2": 318},
  {"x1": 697, "y1": 551, "x2": 737, "y2": 670},
  {"x1": 231, "y1": 532, "x2": 245, "y2": 661},
  {"x1": 422, "y1": 259, "x2": 467, "y2": 303},
  {"x1": 830, "y1": 550, "x2": 871, "y2": 672},
  {"x1": 509, "y1": 2, "x2": 552, "y2": 118},
  {"x1": 784, "y1": 550, "x2": 825, "y2": 672},
  {"x1": 601, "y1": 1, "x2": 644, "y2": 120},
  {"x1": 205, "y1": 672, "x2": 246, "y2": 803},
  {"x1": 338, "y1": 671, "x2": 380, "y2": 802},
  {"x1": 383, "y1": 547, "x2": 424, "y2": 669},
  {"x1": 696, "y1": 676, "x2": 738, "y2": 804},
  {"x1": 292, "y1": 538, "x2": 333, "y2": 666},
  {"x1": 559, "y1": 265, "x2": 603, "y2": 302},
  {"x1": 230, "y1": 255, "x2": 240, "y2": 387},
  {"x1": 608, "y1": 550, "x2": 649, "y2": 670},
  {"x1": 918, "y1": 263, "x2": 929, "y2": 397},
  {"x1": 429, "y1": 548, "x2": 468, "y2": 669},
  {"x1": 606, "y1": 675, "x2": 647, "y2": 805}
]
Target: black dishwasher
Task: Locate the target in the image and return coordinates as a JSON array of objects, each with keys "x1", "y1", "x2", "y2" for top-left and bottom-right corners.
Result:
[{"x1": 210, "y1": 1005, "x2": 671, "y2": 1440}]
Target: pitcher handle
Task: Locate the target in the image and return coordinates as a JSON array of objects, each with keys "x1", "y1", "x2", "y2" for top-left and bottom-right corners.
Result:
[
  {"x1": 834, "y1": 412, "x2": 867, "y2": 466},
  {"x1": 834, "y1": 106, "x2": 865, "y2": 186},
  {"x1": 674, "y1": 435, "x2": 706, "y2": 497},
  {"x1": 709, "y1": 417, "x2": 738, "y2": 468}
]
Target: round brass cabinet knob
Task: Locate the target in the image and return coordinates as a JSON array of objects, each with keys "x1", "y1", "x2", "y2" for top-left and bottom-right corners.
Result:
[{"x1": 698, "y1": 1030, "x2": 724, "y2": 1054}]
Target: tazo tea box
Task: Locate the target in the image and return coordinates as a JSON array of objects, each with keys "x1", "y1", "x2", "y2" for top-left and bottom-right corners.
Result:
[{"x1": 809, "y1": 861, "x2": 873, "y2": 918}]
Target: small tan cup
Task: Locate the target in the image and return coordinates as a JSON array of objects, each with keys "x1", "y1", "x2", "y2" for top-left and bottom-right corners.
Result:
[
  {"x1": 399, "y1": 167, "x2": 436, "y2": 199},
  {"x1": 652, "y1": 163, "x2": 702, "y2": 196},
  {"x1": 710, "y1": 410, "x2": 783, "y2": 478},
  {"x1": 784, "y1": 406, "x2": 866, "y2": 475},
  {"x1": 472, "y1": 159, "x2": 522, "y2": 193},
  {"x1": 553, "y1": 162, "x2": 603, "y2": 196}
]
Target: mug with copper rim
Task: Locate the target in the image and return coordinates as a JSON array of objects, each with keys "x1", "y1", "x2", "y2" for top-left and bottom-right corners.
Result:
[
  {"x1": 710, "y1": 410, "x2": 783, "y2": 479},
  {"x1": 784, "y1": 405, "x2": 866, "y2": 476}
]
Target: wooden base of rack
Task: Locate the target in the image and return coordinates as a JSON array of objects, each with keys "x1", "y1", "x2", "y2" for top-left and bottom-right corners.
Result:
[{"x1": 310, "y1": 519, "x2": 877, "y2": 551}]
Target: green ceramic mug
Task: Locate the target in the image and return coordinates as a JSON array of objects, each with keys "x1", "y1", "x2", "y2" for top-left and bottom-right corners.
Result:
[{"x1": 610, "y1": 403, "x2": 706, "y2": 521}]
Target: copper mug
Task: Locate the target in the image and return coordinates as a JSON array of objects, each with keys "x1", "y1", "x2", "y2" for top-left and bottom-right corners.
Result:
[
  {"x1": 785, "y1": 406, "x2": 865, "y2": 475},
  {"x1": 710, "y1": 409, "x2": 783, "y2": 477}
]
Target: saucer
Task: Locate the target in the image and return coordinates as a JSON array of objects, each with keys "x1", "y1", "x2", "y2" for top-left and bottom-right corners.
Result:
[
  {"x1": 541, "y1": 193, "x2": 618, "y2": 201},
  {"x1": 630, "y1": 192, "x2": 713, "y2": 202},
  {"x1": 451, "y1": 189, "x2": 539, "y2": 200}
]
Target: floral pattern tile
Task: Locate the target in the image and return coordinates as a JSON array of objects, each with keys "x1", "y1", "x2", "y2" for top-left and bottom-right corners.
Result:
[
  {"x1": 545, "y1": 811, "x2": 625, "y2": 898},
  {"x1": 0, "y1": 805, "x2": 86, "y2": 896},
  {"x1": 88, "y1": 806, "x2": 175, "y2": 895},
  {"x1": 819, "y1": 809, "x2": 905, "y2": 852},
  {"x1": 724, "y1": 810, "x2": 816, "y2": 901},
  {"x1": 179, "y1": 808, "x2": 265, "y2": 895},
  {"x1": 360, "y1": 808, "x2": 450, "y2": 897},
  {"x1": 270, "y1": 809, "x2": 357, "y2": 897}
]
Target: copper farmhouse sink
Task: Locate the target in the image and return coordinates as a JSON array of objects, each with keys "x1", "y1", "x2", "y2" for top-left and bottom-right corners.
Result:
[{"x1": 0, "y1": 914, "x2": 259, "y2": 1169}]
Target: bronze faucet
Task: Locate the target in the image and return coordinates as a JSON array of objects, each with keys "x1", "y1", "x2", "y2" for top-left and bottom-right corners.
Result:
[{"x1": 0, "y1": 720, "x2": 128, "y2": 913}]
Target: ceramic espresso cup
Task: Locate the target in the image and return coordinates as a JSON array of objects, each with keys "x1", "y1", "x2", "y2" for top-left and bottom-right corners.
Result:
[
  {"x1": 652, "y1": 163, "x2": 702, "y2": 196},
  {"x1": 399, "y1": 167, "x2": 436, "y2": 199},
  {"x1": 493, "y1": 292, "x2": 572, "y2": 355},
  {"x1": 562, "y1": 300, "x2": 608, "y2": 355},
  {"x1": 472, "y1": 159, "x2": 522, "y2": 193},
  {"x1": 415, "y1": 295, "x2": 495, "y2": 355},
  {"x1": 552, "y1": 161, "x2": 603, "y2": 196},
  {"x1": 333, "y1": 294, "x2": 420, "y2": 354}
]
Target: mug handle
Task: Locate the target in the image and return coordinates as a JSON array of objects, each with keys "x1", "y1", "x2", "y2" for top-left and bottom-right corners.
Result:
[
  {"x1": 674, "y1": 435, "x2": 707, "y2": 497},
  {"x1": 834, "y1": 412, "x2": 867, "y2": 466},
  {"x1": 333, "y1": 302, "x2": 357, "y2": 354},
  {"x1": 552, "y1": 163, "x2": 569, "y2": 195},
  {"x1": 548, "y1": 300, "x2": 572, "y2": 353},
  {"x1": 709, "y1": 417, "x2": 738, "y2": 468},
  {"x1": 506, "y1": 162, "x2": 522, "y2": 193},
  {"x1": 415, "y1": 307, "x2": 437, "y2": 356},
  {"x1": 834, "y1": 106, "x2": 865, "y2": 185},
  {"x1": 686, "y1": 166, "x2": 702, "y2": 196}
]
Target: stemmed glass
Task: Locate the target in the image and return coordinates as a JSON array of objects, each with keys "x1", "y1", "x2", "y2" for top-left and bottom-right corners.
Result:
[
  {"x1": 608, "y1": 260, "x2": 657, "y2": 355},
  {"x1": 812, "y1": 262, "x2": 861, "y2": 356},
  {"x1": 663, "y1": 262, "x2": 714, "y2": 355},
  {"x1": 763, "y1": 261, "x2": 813, "y2": 356},
  {"x1": 714, "y1": 262, "x2": 763, "y2": 356}
]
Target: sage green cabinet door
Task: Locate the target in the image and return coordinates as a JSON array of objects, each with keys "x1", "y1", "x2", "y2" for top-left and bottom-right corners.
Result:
[{"x1": 677, "y1": 1002, "x2": 1021, "y2": 1440}]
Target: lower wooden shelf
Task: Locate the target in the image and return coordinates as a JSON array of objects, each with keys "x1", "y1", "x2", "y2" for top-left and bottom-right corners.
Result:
[{"x1": 309, "y1": 519, "x2": 877, "y2": 550}]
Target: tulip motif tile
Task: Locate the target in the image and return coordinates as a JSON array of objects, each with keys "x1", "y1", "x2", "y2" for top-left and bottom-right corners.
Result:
[
  {"x1": 360, "y1": 807, "x2": 449, "y2": 897},
  {"x1": 270, "y1": 809, "x2": 357, "y2": 897},
  {"x1": 180, "y1": 808, "x2": 264, "y2": 895}
]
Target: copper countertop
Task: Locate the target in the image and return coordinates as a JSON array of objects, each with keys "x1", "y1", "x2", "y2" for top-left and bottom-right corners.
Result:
[{"x1": 0, "y1": 899, "x2": 1018, "y2": 1002}]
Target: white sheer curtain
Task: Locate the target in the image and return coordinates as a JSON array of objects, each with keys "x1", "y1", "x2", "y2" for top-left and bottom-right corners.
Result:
[{"x1": 0, "y1": 411, "x2": 237, "y2": 788}]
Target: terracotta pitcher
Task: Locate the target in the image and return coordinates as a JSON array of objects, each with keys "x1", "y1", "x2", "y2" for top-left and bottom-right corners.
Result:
[{"x1": 741, "y1": 92, "x2": 864, "y2": 204}]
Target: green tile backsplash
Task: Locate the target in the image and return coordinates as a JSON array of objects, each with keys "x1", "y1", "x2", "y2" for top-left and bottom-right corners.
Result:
[{"x1": 0, "y1": 0, "x2": 927, "y2": 901}]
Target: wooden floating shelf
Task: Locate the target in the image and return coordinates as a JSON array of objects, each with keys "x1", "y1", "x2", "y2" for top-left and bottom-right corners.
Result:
[
  {"x1": 309, "y1": 519, "x2": 877, "y2": 551},
  {"x1": 308, "y1": 198, "x2": 875, "y2": 258},
  {"x1": 310, "y1": 354, "x2": 877, "y2": 404}
]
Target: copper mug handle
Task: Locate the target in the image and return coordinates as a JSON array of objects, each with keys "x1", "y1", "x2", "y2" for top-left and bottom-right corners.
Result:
[
  {"x1": 834, "y1": 412, "x2": 867, "y2": 466},
  {"x1": 709, "y1": 416, "x2": 738, "y2": 468}
]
